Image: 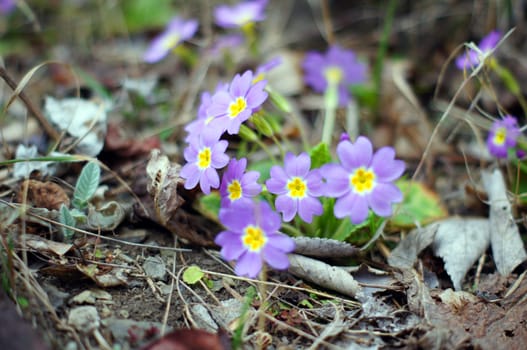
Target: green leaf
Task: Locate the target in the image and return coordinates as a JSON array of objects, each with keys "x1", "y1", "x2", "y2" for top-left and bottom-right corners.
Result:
[
  {"x1": 59, "y1": 204, "x2": 76, "y2": 242},
  {"x1": 331, "y1": 218, "x2": 369, "y2": 242},
  {"x1": 122, "y1": 0, "x2": 173, "y2": 33},
  {"x1": 197, "y1": 192, "x2": 221, "y2": 222},
  {"x1": 73, "y1": 162, "x2": 100, "y2": 209},
  {"x1": 389, "y1": 179, "x2": 448, "y2": 228},
  {"x1": 248, "y1": 159, "x2": 274, "y2": 182},
  {"x1": 183, "y1": 265, "x2": 205, "y2": 285},
  {"x1": 309, "y1": 142, "x2": 332, "y2": 169}
]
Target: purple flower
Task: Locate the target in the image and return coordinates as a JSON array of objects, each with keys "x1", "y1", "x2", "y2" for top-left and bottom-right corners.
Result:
[
  {"x1": 303, "y1": 45, "x2": 367, "y2": 106},
  {"x1": 215, "y1": 200, "x2": 295, "y2": 278},
  {"x1": 254, "y1": 56, "x2": 282, "y2": 82},
  {"x1": 220, "y1": 158, "x2": 262, "y2": 207},
  {"x1": 266, "y1": 152, "x2": 324, "y2": 223},
  {"x1": 339, "y1": 132, "x2": 350, "y2": 142},
  {"x1": 143, "y1": 17, "x2": 198, "y2": 63},
  {"x1": 214, "y1": 0, "x2": 267, "y2": 29},
  {"x1": 185, "y1": 83, "x2": 229, "y2": 143},
  {"x1": 487, "y1": 115, "x2": 520, "y2": 158},
  {"x1": 207, "y1": 70, "x2": 268, "y2": 135},
  {"x1": 180, "y1": 129, "x2": 229, "y2": 194},
  {"x1": 455, "y1": 30, "x2": 501, "y2": 70},
  {"x1": 0, "y1": 0, "x2": 15, "y2": 14},
  {"x1": 209, "y1": 34, "x2": 245, "y2": 55},
  {"x1": 322, "y1": 136, "x2": 405, "y2": 224}
]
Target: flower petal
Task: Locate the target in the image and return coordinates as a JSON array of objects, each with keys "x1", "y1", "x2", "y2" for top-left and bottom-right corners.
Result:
[
  {"x1": 215, "y1": 231, "x2": 245, "y2": 260},
  {"x1": 298, "y1": 196, "x2": 323, "y2": 223},
  {"x1": 235, "y1": 252, "x2": 262, "y2": 278},
  {"x1": 266, "y1": 232, "x2": 295, "y2": 253},
  {"x1": 263, "y1": 246, "x2": 290, "y2": 270},
  {"x1": 321, "y1": 164, "x2": 350, "y2": 197},
  {"x1": 371, "y1": 147, "x2": 405, "y2": 182},
  {"x1": 275, "y1": 195, "x2": 297, "y2": 222},
  {"x1": 337, "y1": 136, "x2": 372, "y2": 170}
]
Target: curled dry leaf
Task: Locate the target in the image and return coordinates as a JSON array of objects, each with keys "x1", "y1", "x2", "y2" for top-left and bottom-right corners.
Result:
[
  {"x1": 144, "y1": 150, "x2": 214, "y2": 246},
  {"x1": 287, "y1": 253, "x2": 363, "y2": 299},
  {"x1": 292, "y1": 237, "x2": 358, "y2": 258},
  {"x1": 482, "y1": 168, "x2": 527, "y2": 275},
  {"x1": 146, "y1": 149, "x2": 183, "y2": 226},
  {"x1": 17, "y1": 179, "x2": 70, "y2": 210}
]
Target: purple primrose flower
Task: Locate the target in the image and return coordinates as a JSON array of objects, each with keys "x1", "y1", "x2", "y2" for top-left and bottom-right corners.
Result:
[
  {"x1": 487, "y1": 115, "x2": 520, "y2": 158},
  {"x1": 266, "y1": 152, "x2": 323, "y2": 223},
  {"x1": 215, "y1": 200, "x2": 295, "y2": 278},
  {"x1": 0, "y1": 0, "x2": 15, "y2": 14},
  {"x1": 185, "y1": 83, "x2": 229, "y2": 143},
  {"x1": 220, "y1": 158, "x2": 262, "y2": 207},
  {"x1": 303, "y1": 45, "x2": 367, "y2": 106},
  {"x1": 214, "y1": 0, "x2": 267, "y2": 29},
  {"x1": 180, "y1": 129, "x2": 229, "y2": 194},
  {"x1": 455, "y1": 30, "x2": 501, "y2": 70},
  {"x1": 143, "y1": 17, "x2": 198, "y2": 63},
  {"x1": 322, "y1": 136, "x2": 405, "y2": 224},
  {"x1": 207, "y1": 70, "x2": 268, "y2": 135}
]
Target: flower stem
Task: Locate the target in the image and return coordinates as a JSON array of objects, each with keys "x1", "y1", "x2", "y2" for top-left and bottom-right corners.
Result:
[
  {"x1": 321, "y1": 83, "x2": 338, "y2": 145},
  {"x1": 256, "y1": 266, "x2": 268, "y2": 350}
]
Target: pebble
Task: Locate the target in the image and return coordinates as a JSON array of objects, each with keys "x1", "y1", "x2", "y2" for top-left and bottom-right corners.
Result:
[{"x1": 142, "y1": 256, "x2": 166, "y2": 281}]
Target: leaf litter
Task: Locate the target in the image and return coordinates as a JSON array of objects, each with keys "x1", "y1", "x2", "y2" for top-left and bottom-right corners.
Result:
[{"x1": 1, "y1": 1, "x2": 527, "y2": 350}]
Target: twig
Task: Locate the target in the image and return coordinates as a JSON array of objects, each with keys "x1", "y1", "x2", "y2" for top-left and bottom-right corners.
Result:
[{"x1": 0, "y1": 66, "x2": 61, "y2": 142}]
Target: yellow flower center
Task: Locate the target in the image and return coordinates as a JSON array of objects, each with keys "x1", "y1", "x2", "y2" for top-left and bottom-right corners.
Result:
[
  {"x1": 161, "y1": 33, "x2": 181, "y2": 50},
  {"x1": 242, "y1": 225, "x2": 267, "y2": 252},
  {"x1": 197, "y1": 147, "x2": 211, "y2": 169},
  {"x1": 287, "y1": 177, "x2": 307, "y2": 198},
  {"x1": 253, "y1": 73, "x2": 265, "y2": 84},
  {"x1": 228, "y1": 180, "x2": 242, "y2": 200},
  {"x1": 493, "y1": 127, "x2": 507, "y2": 146},
  {"x1": 324, "y1": 66, "x2": 343, "y2": 85},
  {"x1": 228, "y1": 97, "x2": 247, "y2": 118},
  {"x1": 350, "y1": 167, "x2": 376, "y2": 194}
]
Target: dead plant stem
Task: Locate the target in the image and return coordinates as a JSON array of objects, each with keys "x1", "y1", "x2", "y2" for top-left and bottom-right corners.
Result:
[{"x1": 0, "y1": 66, "x2": 61, "y2": 143}]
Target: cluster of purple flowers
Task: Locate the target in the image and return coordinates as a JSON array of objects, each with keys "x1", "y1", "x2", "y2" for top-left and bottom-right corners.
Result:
[
  {"x1": 144, "y1": 0, "x2": 268, "y2": 64},
  {"x1": 211, "y1": 135, "x2": 405, "y2": 277},
  {"x1": 158, "y1": 3, "x2": 406, "y2": 279}
]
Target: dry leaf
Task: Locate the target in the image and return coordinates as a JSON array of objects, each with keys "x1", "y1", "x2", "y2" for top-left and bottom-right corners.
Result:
[
  {"x1": 482, "y1": 168, "x2": 527, "y2": 275},
  {"x1": 292, "y1": 237, "x2": 358, "y2": 258},
  {"x1": 17, "y1": 179, "x2": 70, "y2": 210},
  {"x1": 389, "y1": 217, "x2": 490, "y2": 290},
  {"x1": 287, "y1": 254, "x2": 363, "y2": 299},
  {"x1": 146, "y1": 149, "x2": 183, "y2": 226},
  {"x1": 44, "y1": 96, "x2": 108, "y2": 156},
  {"x1": 24, "y1": 234, "x2": 73, "y2": 256}
]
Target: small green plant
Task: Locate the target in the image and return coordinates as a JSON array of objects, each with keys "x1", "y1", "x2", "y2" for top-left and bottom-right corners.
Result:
[{"x1": 58, "y1": 161, "x2": 101, "y2": 242}]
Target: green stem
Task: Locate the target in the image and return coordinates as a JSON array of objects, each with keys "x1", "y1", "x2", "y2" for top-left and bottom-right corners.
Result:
[
  {"x1": 280, "y1": 223, "x2": 304, "y2": 237},
  {"x1": 489, "y1": 58, "x2": 527, "y2": 117},
  {"x1": 321, "y1": 83, "x2": 338, "y2": 145}
]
